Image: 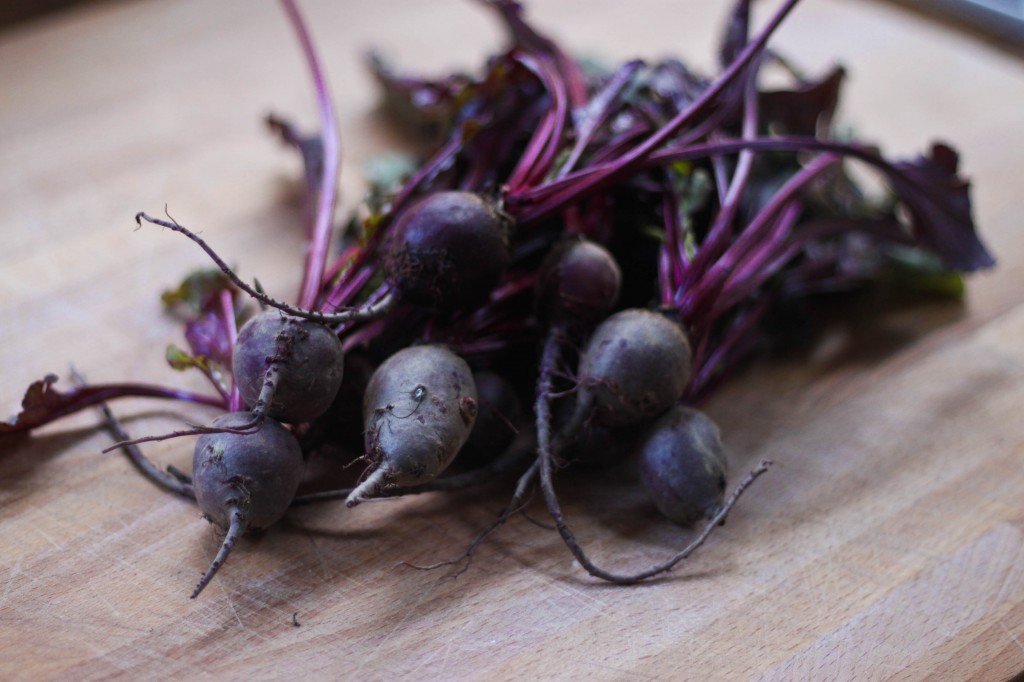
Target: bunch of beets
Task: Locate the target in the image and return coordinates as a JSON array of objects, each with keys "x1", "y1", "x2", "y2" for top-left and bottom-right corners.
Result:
[{"x1": 1, "y1": 0, "x2": 994, "y2": 598}]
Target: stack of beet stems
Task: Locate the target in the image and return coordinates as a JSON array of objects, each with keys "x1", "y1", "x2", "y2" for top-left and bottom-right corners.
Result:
[{"x1": 2, "y1": 0, "x2": 994, "y2": 594}]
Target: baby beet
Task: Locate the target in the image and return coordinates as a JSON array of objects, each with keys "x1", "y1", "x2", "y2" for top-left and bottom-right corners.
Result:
[
  {"x1": 347, "y1": 344, "x2": 477, "y2": 506},
  {"x1": 232, "y1": 310, "x2": 344, "y2": 424},
  {"x1": 539, "y1": 238, "x2": 622, "y2": 324},
  {"x1": 531, "y1": 238, "x2": 623, "y2": 461},
  {"x1": 304, "y1": 351, "x2": 377, "y2": 456},
  {"x1": 385, "y1": 191, "x2": 510, "y2": 311},
  {"x1": 577, "y1": 309, "x2": 692, "y2": 427},
  {"x1": 457, "y1": 370, "x2": 523, "y2": 468},
  {"x1": 191, "y1": 412, "x2": 304, "y2": 598},
  {"x1": 637, "y1": 405, "x2": 727, "y2": 525}
]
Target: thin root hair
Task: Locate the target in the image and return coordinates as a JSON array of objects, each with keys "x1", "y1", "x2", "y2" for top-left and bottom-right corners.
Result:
[{"x1": 135, "y1": 212, "x2": 395, "y2": 324}]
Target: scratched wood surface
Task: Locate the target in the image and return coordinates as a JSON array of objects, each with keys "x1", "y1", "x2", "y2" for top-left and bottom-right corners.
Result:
[{"x1": 2, "y1": 1, "x2": 1024, "y2": 679}]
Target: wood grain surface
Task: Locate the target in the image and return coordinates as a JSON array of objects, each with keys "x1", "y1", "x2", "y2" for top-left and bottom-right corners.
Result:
[{"x1": 2, "y1": 1, "x2": 1024, "y2": 679}]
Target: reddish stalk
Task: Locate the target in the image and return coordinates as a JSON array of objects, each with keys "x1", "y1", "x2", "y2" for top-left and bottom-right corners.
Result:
[
  {"x1": 220, "y1": 288, "x2": 242, "y2": 412},
  {"x1": 678, "y1": 53, "x2": 764, "y2": 293},
  {"x1": 506, "y1": 0, "x2": 802, "y2": 224},
  {"x1": 505, "y1": 53, "x2": 569, "y2": 193},
  {"x1": 556, "y1": 60, "x2": 644, "y2": 179},
  {"x1": 281, "y1": 0, "x2": 341, "y2": 311}
]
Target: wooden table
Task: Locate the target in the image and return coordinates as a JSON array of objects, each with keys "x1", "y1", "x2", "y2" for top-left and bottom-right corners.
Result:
[{"x1": 3, "y1": 1, "x2": 1023, "y2": 679}]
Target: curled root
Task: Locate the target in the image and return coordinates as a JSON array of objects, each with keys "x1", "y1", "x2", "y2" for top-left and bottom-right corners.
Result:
[{"x1": 135, "y1": 212, "x2": 395, "y2": 324}]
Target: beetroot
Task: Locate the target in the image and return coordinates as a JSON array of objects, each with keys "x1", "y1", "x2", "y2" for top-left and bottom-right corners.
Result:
[
  {"x1": 191, "y1": 412, "x2": 304, "y2": 598},
  {"x1": 539, "y1": 238, "x2": 622, "y2": 323},
  {"x1": 386, "y1": 191, "x2": 510, "y2": 311},
  {"x1": 232, "y1": 310, "x2": 344, "y2": 424},
  {"x1": 457, "y1": 370, "x2": 523, "y2": 469},
  {"x1": 347, "y1": 344, "x2": 478, "y2": 506},
  {"x1": 577, "y1": 309, "x2": 692, "y2": 427},
  {"x1": 637, "y1": 405, "x2": 727, "y2": 525}
]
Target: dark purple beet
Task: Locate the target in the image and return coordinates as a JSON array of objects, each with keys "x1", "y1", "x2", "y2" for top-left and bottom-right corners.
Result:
[
  {"x1": 348, "y1": 344, "x2": 478, "y2": 505},
  {"x1": 457, "y1": 370, "x2": 523, "y2": 468},
  {"x1": 305, "y1": 351, "x2": 376, "y2": 455},
  {"x1": 193, "y1": 413, "x2": 304, "y2": 530},
  {"x1": 578, "y1": 309, "x2": 692, "y2": 426},
  {"x1": 637, "y1": 405, "x2": 727, "y2": 526},
  {"x1": 539, "y1": 238, "x2": 622, "y2": 323},
  {"x1": 385, "y1": 191, "x2": 510, "y2": 310},
  {"x1": 190, "y1": 412, "x2": 304, "y2": 598},
  {"x1": 232, "y1": 310, "x2": 344, "y2": 424}
]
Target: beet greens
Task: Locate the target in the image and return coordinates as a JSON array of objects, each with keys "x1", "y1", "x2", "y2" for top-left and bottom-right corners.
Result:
[{"x1": 2, "y1": 0, "x2": 995, "y2": 597}]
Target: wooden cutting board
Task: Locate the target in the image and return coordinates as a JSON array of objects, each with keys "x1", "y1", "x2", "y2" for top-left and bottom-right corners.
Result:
[{"x1": 2, "y1": 1, "x2": 1023, "y2": 679}]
